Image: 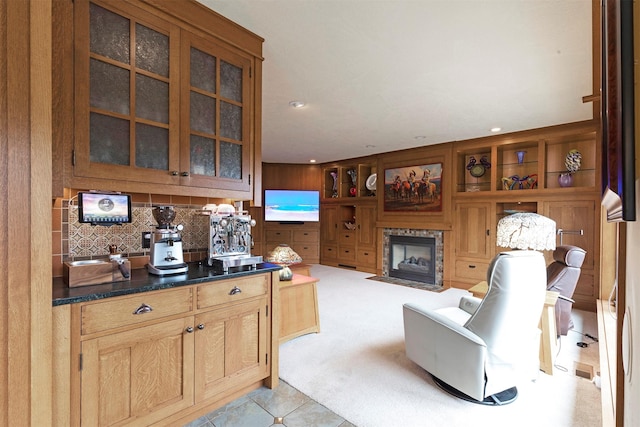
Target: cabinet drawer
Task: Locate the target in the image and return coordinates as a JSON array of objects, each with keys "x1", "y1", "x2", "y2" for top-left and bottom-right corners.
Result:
[
  {"x1": 80, "y1": 287, "x2": 193, "y2": 335},
  {"x1": 265, "y1": 229, "x2": 292, "y2": 242},
  {"x1": 292, "y1": 243, "x2": 319, "y2": 259},
  {"x1": 197, "y1": 275, "x2": 268, "y2": 309},
  {"x1": 339, "y1": 245, "x2": 356, "y2": 262},
  {"x1": 455, "y1": 260, "x2": 490, "y2": 281},
  {"x1": 357, "y1": 249, "x2": 377, "y2": 267},
  {"x1": 293, "y1": 229, "x2": 319, "y2": 243},
  {"x1": 339, "y1": 232, "x2": 355, "y2": 244},
  {"x1": 322, "y1": 245, "x2": 338, "y2": 261}
]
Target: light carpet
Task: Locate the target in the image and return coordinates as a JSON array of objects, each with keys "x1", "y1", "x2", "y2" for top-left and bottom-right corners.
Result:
[{"x1": 279, "y1": 264, "x2": 602, "y2": 427}]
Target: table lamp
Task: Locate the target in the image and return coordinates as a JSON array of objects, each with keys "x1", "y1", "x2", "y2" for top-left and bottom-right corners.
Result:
[
  {"x1": 266, "y1": 244, "x2": 302, "y2": 280},
  {"x1": 496, "y1": 212, "x2": 556, "y2": 251}
]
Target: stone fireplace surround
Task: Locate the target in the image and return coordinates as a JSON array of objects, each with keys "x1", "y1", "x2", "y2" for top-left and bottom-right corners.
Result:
[{"x1": 382, "y1": 228, "x2": 444, "y2": 287}]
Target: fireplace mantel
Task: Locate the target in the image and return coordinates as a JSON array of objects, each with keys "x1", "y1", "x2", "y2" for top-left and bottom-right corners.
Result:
[{"x1": 376, "y1": 220, "x2": 452, "y2": 231}]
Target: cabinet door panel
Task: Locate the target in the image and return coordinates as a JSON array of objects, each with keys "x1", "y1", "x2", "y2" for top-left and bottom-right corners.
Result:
[
  {"x1": 180, "y1": 32, "x2": 252, "y2": 191},
  {"x1": 544, "y1": 199, "x2": 597, "y2": 303},
  {"x1": 455, "y1": 202, "x2": 492, "y2": 260},
  {"x1": 320, "y1": 206, "x2": 338, "y2": 243},
  {"x1": 194, "y1": 298, "x2": 268, "y2": 402},
  {"x1": 356, "y1": 204, "x2": 376, "y2": 248},
  {"x1": 75, "y1": 0, "x2": 181, "y2": 185},
  {"x1": 81, "y1": 317, "x2": 194, "y2": 426}
]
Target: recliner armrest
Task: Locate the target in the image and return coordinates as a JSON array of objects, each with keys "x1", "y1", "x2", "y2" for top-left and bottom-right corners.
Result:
[
  {"x1": 557, "y1": 294, "x2": 575, "y2": 303},
  {"x1": 403, "y1": 303, "x2": 486, "y2": 346},
  {"x1": 459, "y1": 295, "x2": 482, "y2": 315}
]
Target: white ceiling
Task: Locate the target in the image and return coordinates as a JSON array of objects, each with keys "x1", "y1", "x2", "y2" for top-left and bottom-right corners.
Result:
[{"x1": 201, "y1": 0, "x2": 594, "y2": 164}]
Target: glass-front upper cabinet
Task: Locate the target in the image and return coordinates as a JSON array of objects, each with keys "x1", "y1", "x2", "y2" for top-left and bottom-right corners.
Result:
[
  {"x1": 72, "y1": 0, "x2": 253, "y2": 193},
  {"x1": 74, "y1": 0, "x2": 181, "y2": 184},
  {"x1": 180, "y1": 32, "x2": 252, "y2": 192}
]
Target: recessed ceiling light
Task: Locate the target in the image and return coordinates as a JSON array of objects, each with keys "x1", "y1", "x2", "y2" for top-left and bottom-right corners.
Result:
[
  {"x1": 490, "y1": 127, "x2": 502, "y2": 132},
  {"x1": 414, "y1": 136, "x2": 426, "y2": 140},
  {"x1": 289, "y1": 101, "x2": 306, "y2": 108},
  {"x1": 365, "y1": 144, "x2": 376, "y2": 148},
  {"x1": 309, "y1": 159, "x2": 316, "y2": 163}
]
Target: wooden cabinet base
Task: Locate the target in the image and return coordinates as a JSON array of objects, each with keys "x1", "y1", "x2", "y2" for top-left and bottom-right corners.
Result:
[
  {"x1": 279, "y1": 274, "x2": 320, "y2": 343},
  {"x1": 52, "y1": 271, "x2": 279, "y2": 427}
]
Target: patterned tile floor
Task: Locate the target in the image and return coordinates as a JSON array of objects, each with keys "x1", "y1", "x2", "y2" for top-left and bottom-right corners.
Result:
[{"x1": 183, "y1": 381, "x2": 356, "y2": 427}]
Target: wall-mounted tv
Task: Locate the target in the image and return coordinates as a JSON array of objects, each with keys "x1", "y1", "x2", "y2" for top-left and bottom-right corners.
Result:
[
  {"x1": 78, "y1": 192, "x2": 132, "y2": 225},
  {"x1": 601, "y1": 0, "x2": 636, "y2": 222},
  {"x1": 264, "y1": 190, "x2": 320, "y2": 223}
]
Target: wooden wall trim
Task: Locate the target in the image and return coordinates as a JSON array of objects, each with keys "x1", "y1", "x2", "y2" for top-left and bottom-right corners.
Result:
[{"x1": 1, "y1": 0, "x2": 53, "y2": 424}]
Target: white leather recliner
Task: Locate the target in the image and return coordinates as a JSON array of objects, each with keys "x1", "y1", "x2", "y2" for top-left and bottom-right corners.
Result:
[{"x1": 403, "y1": 251, "x2": 547, "y2": 405}]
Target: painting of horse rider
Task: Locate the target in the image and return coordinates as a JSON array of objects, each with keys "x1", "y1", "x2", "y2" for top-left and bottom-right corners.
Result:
[{"x1": 383, "y1": 163, "x2": 443, "y2": 212}]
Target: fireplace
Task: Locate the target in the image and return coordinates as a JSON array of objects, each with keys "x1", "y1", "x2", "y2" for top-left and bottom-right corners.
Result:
[
  {"x1": 389, "y1": 235, "x2": 436, "y2": 284},
  {"x1": 382, "y1": 228, "x2": 443, "y2": 287}
]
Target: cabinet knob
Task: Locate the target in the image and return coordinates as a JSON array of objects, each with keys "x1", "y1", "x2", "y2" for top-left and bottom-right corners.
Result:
[
  {"x1": 229, "y1": 286, "x2": 242, "y2": 295},
  {"x1": 181, "y1": 171, "x2": 189, "y2": 177},
  {"x1": 171, "y1": 171, "x2": 179, "y2": 176},
  {"x1": 132, "y1": 303, "x2": 153, "y2": 315},
  {"x1": 185, "y1": 326, "x2": 194, "y2": 333},
  {"x1": 197, "y1": 323, "x2": 205, "y2": 330}
]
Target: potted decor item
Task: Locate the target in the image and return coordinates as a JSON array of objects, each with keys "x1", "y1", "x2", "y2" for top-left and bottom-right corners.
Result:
[{"x1": 558, "y1": 149, "x2": 582, "y2": 187}]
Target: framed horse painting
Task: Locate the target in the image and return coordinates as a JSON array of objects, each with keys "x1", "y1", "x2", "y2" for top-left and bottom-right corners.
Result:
[{"x1": 383, "y1": 162, "x2": 443, "y2": 212}]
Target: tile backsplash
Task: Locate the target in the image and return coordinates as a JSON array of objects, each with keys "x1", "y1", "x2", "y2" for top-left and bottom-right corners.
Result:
[{"x1": 52, "y1": 191, "x2": 230, "y2": 277}]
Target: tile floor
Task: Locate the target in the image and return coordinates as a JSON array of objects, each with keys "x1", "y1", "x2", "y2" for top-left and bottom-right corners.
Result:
[{"x1": 183, "y1": 381, "x2": 356, "y2": 427}]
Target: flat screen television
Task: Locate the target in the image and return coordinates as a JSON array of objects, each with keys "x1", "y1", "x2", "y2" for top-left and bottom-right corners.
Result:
[
  {"x1": 601, "y1": 0, "x2": 636, "y2": 222},
  {"x1": 78, "y1": 192, "x2": 132, "y2": 225},
  {"x1": 264, "y1": 190, "x2": 320, "y2": 223}
]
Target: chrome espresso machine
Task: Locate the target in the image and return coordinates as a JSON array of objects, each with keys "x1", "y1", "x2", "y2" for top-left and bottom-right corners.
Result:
[
  {"x1": 206, "y1": 205, "x2": 263, "y2": 273},
  {"x1": 147, "y1": 206, "x2": 189, "y2": 276}
]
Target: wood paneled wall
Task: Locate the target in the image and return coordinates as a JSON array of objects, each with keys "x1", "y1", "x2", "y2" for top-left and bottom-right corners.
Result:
[
  {"x1": 262, "y1": 163, "x2": 322, "y2": 190},
  {"x1": 1, "y1": 0, "x2": 53, "y2": 424}
]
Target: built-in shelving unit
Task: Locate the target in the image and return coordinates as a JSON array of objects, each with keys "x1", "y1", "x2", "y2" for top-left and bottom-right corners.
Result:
[{"x1": 452, "y1": 121, "x2": 601, "y2": 311}]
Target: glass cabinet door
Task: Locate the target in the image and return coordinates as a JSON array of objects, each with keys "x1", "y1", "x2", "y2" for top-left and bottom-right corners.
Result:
[
  {"x1": 74, "y1": 0, "x2": 180, "y2": 184},
  {"x1": 180, "y1": 33, "x2": 252, "y2": 191}
]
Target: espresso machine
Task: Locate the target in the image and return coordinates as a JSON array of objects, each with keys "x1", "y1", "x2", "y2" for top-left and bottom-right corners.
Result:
[
  {"x1": 207, "y1": 205, "x2": 262, "y2": 273},
  {"x1": 147, "y1": 206, "x2": 189, "y2": 276}
]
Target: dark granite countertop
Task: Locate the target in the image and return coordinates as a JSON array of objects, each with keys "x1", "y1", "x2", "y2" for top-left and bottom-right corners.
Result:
[{"x1": 53, "y1": 261, "x2": 282, "y2": 306}]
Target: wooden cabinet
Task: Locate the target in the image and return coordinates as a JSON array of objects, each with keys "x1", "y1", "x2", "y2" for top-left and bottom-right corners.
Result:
[
  {"x1": 279, "y1": 274, "x2": 320, "y2": 343},
  {"x1": 451, "y1": 121, "x2": 601, "y2": 309},
  {"x1": 319, "y1": 157, "x2": 378, "y2": 273},
  {"x1": 264, "y1": 222, "x2": 320, "y2": 263},
  {"x1": 320, "y1": 200, "x2": 377, "y2": 273},
  {"x1": 543, "y1": 199, "x2": 598, "y2": 311},
  {"x1": 453, "y1": 202, "x2": 493, "y2": 283},
  {"x1": 194, "y1": 297, "x2": 268, "y2": 402},
  {"x1": 81, "y1": 316, "x2": 195, "y2": 426},
  {"x1": 322, "y1": 161, "x2": 377, "y2": 199},
  {"x1": 454, "y1": 122, "x2": 597, "y2": 194},
  {"x1": 64, "y1": 0, "x2": 263, "y2": 199},
  {"x1": 54, "y1": 272, "x2": 277, "y2": 426}
]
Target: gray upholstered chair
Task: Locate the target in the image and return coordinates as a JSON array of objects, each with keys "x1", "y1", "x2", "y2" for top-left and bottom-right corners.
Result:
[
  {"x1": 546, "y1": 245, "x2": 586, "y2": 336},
  {"x1": 403, "y1": 251, "x2": 547, "y2": 405}
]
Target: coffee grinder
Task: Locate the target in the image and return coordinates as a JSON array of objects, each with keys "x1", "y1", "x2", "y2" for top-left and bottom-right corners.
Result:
[{"x1": 147, "y1": 206, "x2": 188, "y2": 275}]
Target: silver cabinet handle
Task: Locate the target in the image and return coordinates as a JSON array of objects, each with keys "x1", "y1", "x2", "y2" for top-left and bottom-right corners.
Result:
[
  {"x1": 197, "y1": 324, "x2": 205, "y2": 330},
  {"x1": 185, "y1": 326, "x2": 194, "y2": 333},
  {"x1": 133, "y1": 303, "x2": 153, "y2": 315},
  {"x1": 229, "y1": 286, "x2": 242, "y2": 295}
]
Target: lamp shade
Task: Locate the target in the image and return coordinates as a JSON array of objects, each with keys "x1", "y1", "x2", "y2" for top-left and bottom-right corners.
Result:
[
  {"x1": 266, "y1": 244, "x2": 302, "y2": 281},
  {"x1": 496, "y1": 213, "x2": 556, "y2": 251},
  {"x1": 266, "y1": 244, "x2": 302, "y2": 265}
]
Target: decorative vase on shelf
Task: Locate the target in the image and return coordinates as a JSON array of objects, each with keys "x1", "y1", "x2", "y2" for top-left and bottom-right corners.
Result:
[
  {"x1": 330, "y1": 172, "x2": 338, "y2": 197},
  {"x1": 558, "y1": 173, "x2": 573, "y2": 188},
  {"x1": 347, "y1": 169, "x2": 357, "y2": 197},
  {"x1": 515, "y1": 150, "x2": 526, "y2": 164}
]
